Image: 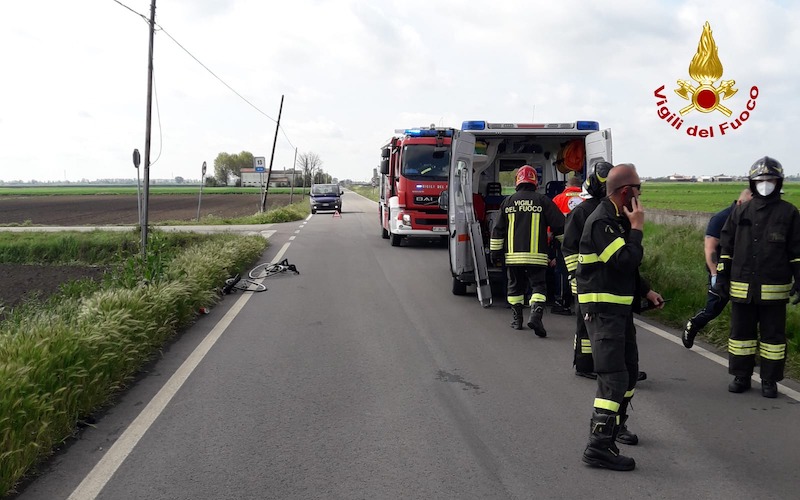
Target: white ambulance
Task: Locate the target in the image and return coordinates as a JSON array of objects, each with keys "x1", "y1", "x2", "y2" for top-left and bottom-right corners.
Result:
[{"x1": 442, "y1": 120, "x2": 612, "y2": 307}]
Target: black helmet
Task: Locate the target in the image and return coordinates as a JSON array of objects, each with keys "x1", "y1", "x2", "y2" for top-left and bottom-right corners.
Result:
[
  {"x1": 749, "y1": 156, "x2": 783, "y2": 199},
  {"x1": 748, "y1": 156, "x2": 784, "y2": 181},
  {"x1": 583, "y1": 161, "x2": 614, "y2": 198}
]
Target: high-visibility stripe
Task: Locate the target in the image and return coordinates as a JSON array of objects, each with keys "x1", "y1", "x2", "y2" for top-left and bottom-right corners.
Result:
[
  {"x1": 762, "y1": 283, "x2": 792, "y2": 300},
  {"x1": 528, "y1": 293, "x2": 546, "y2": 305},
  {"x1": 760, "y1": 342, "x2": 786, "y2": 360},
  {"x1": 578, "y1": 253, "x2": 600, "y2": 264},
  {"x1": 594, "y1": 398, "x2": 620, "y2": 413},
  {"x1": 571, "y1": 281, "x2": 577, "y2": 294},
  {"x1": 791, "y1": 258, "x2": 800, "y2": 263},
  {"x1": 578, "y1": 292, "x2": 634, "y2": 305},
  {"x1": 729, "y1": 338, "x2": 758, "y2": 356},
  {"x1": 624, "y1": 389, "x2": 635, "y2": 398},
  {"x1": 507, "y1": 213, "x2": 515, "y2": 254},
  {"x1": 598, "y1": 237, "x2": 625, "y2": 262},
  {"x1": 490, "y1": 238, "x2": 504, "y2": 251},
  {"x1": 508, "y1": 295, "x2": 525, "y2": 305},
  {"x1": 580, "y1": 338, "x2": 592, "y2": 354},
  {"x1": 530, "y1": 213, "x2": 540, "y2": 254},
  {"x1": 730, "y1": 281, "x2": 749, "y2": 299},
  {"x1": 505, "y1": 254, "x2": 549, "y2": 265}
]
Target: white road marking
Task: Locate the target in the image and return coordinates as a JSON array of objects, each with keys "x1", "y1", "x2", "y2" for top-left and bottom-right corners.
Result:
[
  {"x1": 68, "y1": 243, "x2": 293, "y2": 500},
  {"x1": 289, "y1": 236, "x2": 296, "y2": 241},
  {"x1": 294, "y1": 230, "x2": 301, "y2": 234},
  {"x1": 634, "y1": 317, "x2": 800, "y2": 402}
]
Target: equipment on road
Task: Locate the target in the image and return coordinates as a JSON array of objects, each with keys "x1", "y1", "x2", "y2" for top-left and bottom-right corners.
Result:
[{"x1": 379, "y1": 126, "x2": 452, "y2": 247}]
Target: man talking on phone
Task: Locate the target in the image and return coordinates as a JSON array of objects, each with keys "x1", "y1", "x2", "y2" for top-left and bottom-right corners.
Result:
[{"x1": 576, "y1": 163, "x2": 664, "y2": 471}]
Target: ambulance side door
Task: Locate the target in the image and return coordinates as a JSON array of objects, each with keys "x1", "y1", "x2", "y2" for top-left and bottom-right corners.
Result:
[
  {"x1": 584, "y1": 129, "x2": 613, "y2": 171},
  {"x1": 448, "y1": 131, "x2": 476, "y2": 277}
]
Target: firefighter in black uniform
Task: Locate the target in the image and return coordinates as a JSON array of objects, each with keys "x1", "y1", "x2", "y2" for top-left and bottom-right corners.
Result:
[
  {"x1": 716, "y1": 156, "x2": 800, "y2": 398},
  {"x1": 577, "y1": 164, "x2": 664, "y2": 471},
  {"x1": 490, "y1": 165, "x2": 565, "y2": 335},
  {"x1": 563, "y1": 161, "x2": 614, "y2": 379}
]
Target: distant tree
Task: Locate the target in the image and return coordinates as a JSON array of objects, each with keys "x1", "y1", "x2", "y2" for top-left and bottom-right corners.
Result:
[
  {"x1": 213, "y1": 151, "x2": 256, "y2": 186},
  {"x1": 174, "y1": 176, "x2": 184, "y2": 184},
  {"x1": 214, "y1": 152, "x2": 232, "y2": 185},
  {"x1": 298, "y1": 151, "x2": 323, "y2": 187}
]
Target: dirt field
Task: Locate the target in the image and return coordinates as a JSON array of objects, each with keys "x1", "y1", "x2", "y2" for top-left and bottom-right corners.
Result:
[{"x1": 0, "y1": 193, "x2": 296, "y2": 313}]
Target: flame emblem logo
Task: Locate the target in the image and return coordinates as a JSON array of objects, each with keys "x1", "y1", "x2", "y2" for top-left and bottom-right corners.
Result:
[{"x1": 674, "y1": 22, "x2": 738, "y2": 116}]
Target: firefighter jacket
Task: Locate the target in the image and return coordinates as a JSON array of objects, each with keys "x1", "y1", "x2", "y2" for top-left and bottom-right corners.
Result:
[
  {"x1": 562, "y1": 196, "x2": 601, "y2": 294},
  {"x1": 576, "y1": 198, "x2": 650, "y2": 314},
  {"x1": 718, "y1": 196, "x2": 800, "y2": 303},
  {"x1": 490, "y1": 185, "x2": 565, "y2": 266}
]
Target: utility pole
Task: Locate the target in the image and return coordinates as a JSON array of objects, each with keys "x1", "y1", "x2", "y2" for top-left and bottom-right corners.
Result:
[
  {"x1": 261, "y1": 94, "x2": 284, "y2": 212},
  {"x1": 141, "y1": 0, "x2": 157, "y2": 259},
  {"x1": 289, "y1": 147, "x2": 297, "y2": 204}
]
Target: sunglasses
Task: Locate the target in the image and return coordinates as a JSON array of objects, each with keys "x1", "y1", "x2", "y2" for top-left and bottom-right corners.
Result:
[{"x1": 618, "y1": 184, "x2": 642, "y2": 193}]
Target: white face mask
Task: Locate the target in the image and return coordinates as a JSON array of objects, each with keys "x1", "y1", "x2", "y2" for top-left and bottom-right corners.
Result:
[{"x1": 756, "y1": 180, "x2": 776, "y2": 197}]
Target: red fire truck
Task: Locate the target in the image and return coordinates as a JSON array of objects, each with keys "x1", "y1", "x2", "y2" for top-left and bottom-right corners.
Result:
[{"x1": 379, "y1": 126, "x2": 452, "y2": 246}]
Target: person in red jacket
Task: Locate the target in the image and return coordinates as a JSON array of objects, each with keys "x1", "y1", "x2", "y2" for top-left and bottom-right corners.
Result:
[{"x1": 549, "y1": 176, "x2": 583, "y2": 314}]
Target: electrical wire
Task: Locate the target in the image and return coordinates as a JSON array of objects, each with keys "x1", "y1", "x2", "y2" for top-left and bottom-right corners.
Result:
[{"x1": 150, "y1": 70, "x2": 163, "y2": 166}]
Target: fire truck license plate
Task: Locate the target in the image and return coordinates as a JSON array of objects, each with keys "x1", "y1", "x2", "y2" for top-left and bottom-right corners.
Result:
[{"x1": 432, "y1": 227, "x2": 447, "y2": 232}]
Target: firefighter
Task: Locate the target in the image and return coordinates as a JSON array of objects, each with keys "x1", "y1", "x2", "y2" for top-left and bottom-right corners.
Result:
[
  {"x1": 716, "y1": 157, "x2": 800, "y2": 398},
  {"x1": 549, "y1": 176, "x2": 584, "y2": 314},
  {"x1": 577, "y1": 163, "x2": 664, "y2": 471},
  {"x1": 682, "y1": 188, "x2": 752, "y2": 349},
  {"x1": 490, "y1": 165, "x2": 565, "y2": 335},
  {"x1": 563, "y1": 162, "x2": 614, "y2": 379}
]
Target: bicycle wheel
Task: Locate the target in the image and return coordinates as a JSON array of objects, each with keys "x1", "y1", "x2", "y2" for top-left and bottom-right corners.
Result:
[
  {"x1": 249, "y1": 263, "x2": 281, "y2": 279},
  {"x1": 234, "y1": 279, "x2": 267, "y2": 292}
]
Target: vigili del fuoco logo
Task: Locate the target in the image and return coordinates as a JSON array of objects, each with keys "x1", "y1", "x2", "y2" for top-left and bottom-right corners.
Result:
[{"x1": 654, "y1": 21, "x2": 759, "y2": 138}]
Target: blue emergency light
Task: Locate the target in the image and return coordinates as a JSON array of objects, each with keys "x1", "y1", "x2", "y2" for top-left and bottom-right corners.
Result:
[
  {"x1": 461, "y1": 121, "x2": 486, "y2": 130},
  {"x1": 576, "y1": 121, "x2": 600, "y2": 130},
  {"x1": 404, "y1": 128, "x2": 453, "y2": 137}
]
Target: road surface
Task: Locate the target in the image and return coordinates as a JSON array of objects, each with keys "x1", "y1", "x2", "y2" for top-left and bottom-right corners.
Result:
[{"x1": 12, "y1": 191, "x2": 800, "y2": 500}]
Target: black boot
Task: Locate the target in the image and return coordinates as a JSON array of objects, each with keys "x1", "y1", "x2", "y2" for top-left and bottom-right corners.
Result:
[
  {"x1": 582, "y1": 412, "x2": 636, "y2": 471},
  {"x1": 510, "y1": 304, "x2": 524, "y2": 330},
  {"x1": 616, "y1": 414, "x2": 639, "y2": 446},
  {"x1": 527, "y1": 304, "x2": 547, "y2": 337}
]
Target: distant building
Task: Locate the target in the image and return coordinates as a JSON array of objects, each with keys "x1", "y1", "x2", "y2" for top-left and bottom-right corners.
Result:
[
  {"x1": 240, "y1": 168, "x2": 299, "y2": 187},
  {"x1": 713, "y1": 175, "x2": 734, "y2": 182},
  {"x1": 669, "y1": 174, "x2": 696, "y2": 182}
]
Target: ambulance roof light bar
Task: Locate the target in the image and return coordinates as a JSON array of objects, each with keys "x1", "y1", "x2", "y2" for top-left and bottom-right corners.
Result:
[
  {"x1": 461, "y1": 121, "x2": 599, "y2": 131},
  {"x1": 395, "y1": 126, "x2": 454, "y2": 137}
]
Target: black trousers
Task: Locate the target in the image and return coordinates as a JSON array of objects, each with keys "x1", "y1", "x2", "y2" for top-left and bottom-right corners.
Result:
[
  {"x1": 507, "y1": 266, "x2": 547, "y2": 306},
  {"x1": 729, "y1": 301, "x2": 787, "y2": 382},
  {"x1": 573, "y1": 301, "x2": 594, "y2": 373},
  {"x1": 690, "y1": 281, "x2": 729, "y2": 331},
  {"x1": 586, "y1": 312, "x2": 638, "y2": 414}
]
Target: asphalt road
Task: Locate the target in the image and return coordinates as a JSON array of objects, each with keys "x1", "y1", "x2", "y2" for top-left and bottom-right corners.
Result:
[{"x1": 12, "y1": 191, "x2": 800, "y2": 500}]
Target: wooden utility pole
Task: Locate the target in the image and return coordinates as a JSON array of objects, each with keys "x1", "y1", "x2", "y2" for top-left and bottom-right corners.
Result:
[
  {"x1": 289, "y1": 147, "x2": 297, "y2": 204},
  {"x1": 261, "y1": 94, "x2": 284, "y2": 212},
  {"x1": 141, "y1": 0, "x2": 157, "y2": 259}
]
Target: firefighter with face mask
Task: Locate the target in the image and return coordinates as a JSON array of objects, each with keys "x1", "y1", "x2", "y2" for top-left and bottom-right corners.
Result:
[
  {"x1": 577, "y1": 163, "x2": 664, "y2": 471},
  {"x1": 716, "y1": 156, "x2": 800, "y2": 398},
  {"x1": 490, "y1": 165, "x2": 565, "y2": 335}
]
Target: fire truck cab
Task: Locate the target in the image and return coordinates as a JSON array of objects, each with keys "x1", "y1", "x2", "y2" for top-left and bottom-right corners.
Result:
[
  {"x1": 442, "y1": 120, "x2": 612, "y2": 307},
  {"x1": 379, "y1": 126, "x2": 452, "y2": 246}
]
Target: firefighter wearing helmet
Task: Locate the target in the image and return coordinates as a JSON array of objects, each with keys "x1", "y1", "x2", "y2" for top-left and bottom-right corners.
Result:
[
  {"x1": 716, "y1": 156, "x2": 800, "y2": 398},
  {"x1": 576, "y1": 163, "x2": 664, "y2": 471},
  {"x1": 489, "y1": 165, "x2": 565, "y2": 335},
  {"x1": 562, "y1": 161, "x2": 615, "y2": 379}
]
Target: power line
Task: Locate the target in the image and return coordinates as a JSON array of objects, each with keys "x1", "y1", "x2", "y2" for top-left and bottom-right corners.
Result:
[{"x1": 110, "y1": 0, "x2": 148, "y2": 22}]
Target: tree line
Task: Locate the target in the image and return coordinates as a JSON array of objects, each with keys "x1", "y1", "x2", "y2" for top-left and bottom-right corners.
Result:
[{"x1": 207, "y1": 150, "x2": 333, "y2": 187}]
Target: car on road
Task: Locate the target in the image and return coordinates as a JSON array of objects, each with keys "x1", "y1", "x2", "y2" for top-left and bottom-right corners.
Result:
[{"x1": 310, "y1": 184, "x2": 343, "y2": 214}]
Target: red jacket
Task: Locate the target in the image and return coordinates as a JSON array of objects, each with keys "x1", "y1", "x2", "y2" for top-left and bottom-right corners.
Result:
[{"x1": 552, "y1": 186, "x2": 583, "y2": 214}]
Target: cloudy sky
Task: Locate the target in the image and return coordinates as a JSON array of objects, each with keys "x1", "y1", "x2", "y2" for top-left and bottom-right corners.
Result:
[{"x1": 1, "y1": 0, "x2": 797, "y2": 183}]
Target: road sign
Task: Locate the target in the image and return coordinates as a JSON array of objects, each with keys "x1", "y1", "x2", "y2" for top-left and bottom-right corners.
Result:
[{"x1": 254, "y1": 156, "x2": 266, "y2": 172}]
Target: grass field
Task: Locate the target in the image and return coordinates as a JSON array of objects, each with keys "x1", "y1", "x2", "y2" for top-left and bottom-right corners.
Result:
[{"x1": 0, "y1": 186, "x2": 309, "y2": 196}]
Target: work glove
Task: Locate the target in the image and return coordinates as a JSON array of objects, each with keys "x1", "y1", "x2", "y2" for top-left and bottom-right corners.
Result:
[
  {"x1": 710, "y1": 274, "x2": 717, "y2": 289},
  {"x1": 790, "y1": 282, "x2": 800, "y2": 305},
  {"x1": 712, "y1": 274, "x2": 729, "y2": 301},
  {"x1": 490, "y1": 250, "x2": 503, "y2": 267}
]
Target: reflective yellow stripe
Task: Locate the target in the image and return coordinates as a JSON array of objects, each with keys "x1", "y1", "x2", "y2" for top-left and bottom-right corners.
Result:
[
  {"x1": 571, "y1": 281, "x2": 577, "y2": 294},
  {"x1": 729, "y1": 339, "x2": 758, "y2": 356},
  {"x1": 762, "y1": 283, "x2": 792, "y2": 300},
  {"x1": 719, "y1": 255, "x2": 731, "y2": 261},
  {"x1": 791, "y1": 258, "x2": 800, "y2": 263},
  {"x1": 760, "y1": 342, "x2": 786, "y2": 360},
  {"x1": 508, "y1": 295, "x2": 525, "y2": 305},
  {"x1": 507, "y1": 213, "x2": 515, "y2": 255},
  {"x1": 580, "y1": 338, "x2": 592, "y2": 354},
  {"x1": 555, "y1": 234, "x2": 564, "y2": 243},
  {"x1": 599, "y1": 237, "x2": 625, "y2": 262},
  {"x1": 624, "y1": 389, "x2": 635, "y2": 398},
  {"x1": 530, "y1": 213, "x2": 540, "y2": 254},
  {"x1": 528, "y1": 293, "x2": 546, "y2": 305},
  {"x1": 505, "y1": 254, "x2": 549, "y2": 265},
  {"x1": 578, "y1": 292, "x2": 634, "y2": 305},
  {"x1": 594, "y1": 398, "x2": 620, "y2": 413},
  {"x1": 578, "y1": 253, "x2": 600, "y2": 264},
  {"x1": 717, "y1": 263, "x2": 725, "y2": 272},
  {"x1": 730, "y1": 281, "x2": 749, "y2": 299},
  {"x1": 490, "y1": 238, "x2": 504, "y2": 251}
]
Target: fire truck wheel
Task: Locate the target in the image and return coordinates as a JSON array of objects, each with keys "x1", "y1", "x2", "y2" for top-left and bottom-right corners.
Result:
[
  {"x1": 452, "y1": 277, "x2": 467, "y2": 296},
  {"x1": 390, "y1": 233, "x2": 402, "y2": 247},
  {"x1": 382, "y1": 227, "x2": 389, "y2": 239}
]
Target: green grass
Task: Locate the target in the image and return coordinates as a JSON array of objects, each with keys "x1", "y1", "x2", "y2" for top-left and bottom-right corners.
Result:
[
  {"x1": 349, "y1": 185, "x2": 379, "y2": 202},
  {"x1": 154, "y1": 200, "x2": 310, "y2": 226},
  {"x1": 0, "y1": 186, "x2": 310, "y2": 196}
]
